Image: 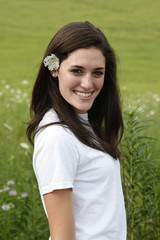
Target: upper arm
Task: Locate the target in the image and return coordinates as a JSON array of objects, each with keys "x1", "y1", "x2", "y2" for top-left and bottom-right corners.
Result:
[
  {"x1": 33, "y1": 126, "x2": 79, "y2": 195},
  {"x1": 43, "y1": 189, "x2": 76, "y2": 240},
  {"x1": 33, "y1": 127, "x2": 78, "y2": 239}
]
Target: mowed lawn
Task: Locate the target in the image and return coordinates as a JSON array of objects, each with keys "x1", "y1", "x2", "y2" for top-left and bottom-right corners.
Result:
[{"x1": 0, "y1": 0, "x2": 160, "y2": 97}]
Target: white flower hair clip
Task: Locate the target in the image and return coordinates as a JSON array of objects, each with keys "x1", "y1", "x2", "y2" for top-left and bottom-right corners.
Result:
[{"x1": 43, "y1": 53, "x2": 60, "y2": 71}]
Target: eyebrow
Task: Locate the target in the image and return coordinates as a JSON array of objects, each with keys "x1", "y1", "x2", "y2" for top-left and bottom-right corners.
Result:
[{"x1": 70, "y1": 65, "x2": 105, "y2": 70}]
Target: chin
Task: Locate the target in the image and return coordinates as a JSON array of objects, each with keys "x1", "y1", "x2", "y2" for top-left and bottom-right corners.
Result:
[
  {"x1": 73, "y1": 103, "x2": 93, "y2": 114},
  {"x1": 77, "y1": 108, "x2": 91, "y2": 114}
]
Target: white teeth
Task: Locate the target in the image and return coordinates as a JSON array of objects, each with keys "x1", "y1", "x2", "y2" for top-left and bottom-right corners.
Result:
[{"x1": 75, "y1": 91, "x2": 92, "y2": 97}]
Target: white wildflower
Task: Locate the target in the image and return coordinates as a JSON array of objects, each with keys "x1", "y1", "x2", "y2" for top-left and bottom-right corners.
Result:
[
  {"x1": 43, "y1": 54, "x2": 59, "y2": 71},
  {"x1": 137, "y1": 106, "x2": 143, "y2": 112},
  {"x1": 1, "y1": 79, "x2": 6, "y2": 84},
  {"x1": 5, "y1": 84, "x2": 10, "y2": 89},
  {"x1": 22, "y1": 80, "x2": 28, "y2": 85},
  {"x1": 10, "y1": 89, "x2": 15, "y2": 94},
  {"x1": 17, "y1": 99, "x2": 22, "y2": 103},
  {"x1": 20, "y1": 142, "x2": 30, "y2": 149},
  {"x1": 153, "y1": 94, "x2": 158, "y2": 99},
  {"x1": 16, "y1": 95, "x2": 20, "y2": 99},
  {"x1": 16, "y1": 89, "x2": 22, "y2": 95},
  {"x1": 149, "y1": 110, "x2": 155, "y2": 116},
  {"x1": 135, "y1": 99, "x2": 141, "y2": 104},
  {"x1": 3, "y1": 123, "x2": 12, "y2": 131},
  {"x1": 121, "y1": 86, "x2": 127, "y2": 91},
  {"x1": 23, "y1": 93, "x2": 28, "y2": 98}
]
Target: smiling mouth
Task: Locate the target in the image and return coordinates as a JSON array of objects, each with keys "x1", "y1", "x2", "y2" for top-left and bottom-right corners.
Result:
[{"x1": 74, "y1": 91, "x2": 92, "y2": 98}]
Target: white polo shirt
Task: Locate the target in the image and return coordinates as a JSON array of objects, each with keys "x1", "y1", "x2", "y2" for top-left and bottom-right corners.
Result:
[{"x1": 33, "y1": 109, "x2": 127, "y2": 240}]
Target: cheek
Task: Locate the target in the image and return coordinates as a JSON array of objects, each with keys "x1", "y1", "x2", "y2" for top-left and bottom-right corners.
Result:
[
  {"x1": 57, "y1": 76, "x2": 66, "y2": 98},
  {"x1": 96, "y1": 78, "x2": 104, "y2": 91},
  {"x1": 58, "y1": 74, "x2": 75, "y2": 95},
  {"x1": 58, "y1": 71, "x2": 67, "y2": 88}
]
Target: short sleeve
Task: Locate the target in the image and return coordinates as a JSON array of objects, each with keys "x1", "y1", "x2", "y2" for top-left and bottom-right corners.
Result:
[{"x1": 33, "y1": 125, "x2": 79, "y2": 195}]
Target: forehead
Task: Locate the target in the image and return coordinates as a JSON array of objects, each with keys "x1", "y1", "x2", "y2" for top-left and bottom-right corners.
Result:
[{"x1": 65, "y1": 47, "x2": 105, "y2": 67}]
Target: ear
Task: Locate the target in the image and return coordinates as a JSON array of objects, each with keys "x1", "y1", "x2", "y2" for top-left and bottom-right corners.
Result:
[{"x1": 50, "y1": 70, "x2": 58, "y2": 78}]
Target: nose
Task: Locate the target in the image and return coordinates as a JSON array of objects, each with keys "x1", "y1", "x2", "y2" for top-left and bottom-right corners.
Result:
[{"x1": 80, "y1": 74, "x2": 93, "y2": 90}]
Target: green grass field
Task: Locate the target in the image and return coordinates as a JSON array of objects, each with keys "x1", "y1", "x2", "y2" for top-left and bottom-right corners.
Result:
[
  {"x1": 0, "y1": 0, "x2": 159, "y2": 156},
  {"x1": 0, "y1": 1, "x2": 160, "y2": 239},
  {"x1": 0, "y1": 0, "x2": 160, "y2": 96}
]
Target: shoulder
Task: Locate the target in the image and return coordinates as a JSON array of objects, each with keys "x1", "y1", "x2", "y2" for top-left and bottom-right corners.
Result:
[
  {"x1": 34, "y1": 109, "x2": 78, "y2": 151},
  {"x1": 39, "y1": 108, "x2": 60, "y2": 127}
]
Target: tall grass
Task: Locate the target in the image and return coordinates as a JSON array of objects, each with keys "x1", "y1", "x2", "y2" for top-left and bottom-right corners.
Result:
[
  {"x1": 0, "y1": 80, "x2": 159, "y2": 239},
  {"x1": 121, "y1": 106, "x2": 160, "y2": 240},
  {"x1": 0, "y1": 81, "x2": 49, "y2": 240}
]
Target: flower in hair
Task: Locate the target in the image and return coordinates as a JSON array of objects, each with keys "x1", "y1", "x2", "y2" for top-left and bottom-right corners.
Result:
[{"x1": 43, "y1": 53, "x2": 60, "y2": 71}]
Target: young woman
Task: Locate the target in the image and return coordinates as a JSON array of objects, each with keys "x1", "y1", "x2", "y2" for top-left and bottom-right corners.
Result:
[{"x1": 27, "y1": 21, "x2": 126, "y2": 240}]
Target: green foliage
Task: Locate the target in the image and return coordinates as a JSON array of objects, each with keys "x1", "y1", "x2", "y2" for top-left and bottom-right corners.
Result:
[
  {"x1": 0, "y1": 80, "x2": 159, "y2": 239},
  {"x1": 121, "y1": 107, "x2": 160, "y2": 240},
  {"x1": 0, "y1": 155, "x2": 49, "y2": 240},
  {"x1": 0, "y1": 177, "x2": 49, "y2": 240},
  {"x1": 0, "y1": 81, "x2": 49, "y2": 239}
]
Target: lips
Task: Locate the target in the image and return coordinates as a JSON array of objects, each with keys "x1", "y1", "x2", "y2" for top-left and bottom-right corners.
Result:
[{"x1": 74, "y1": 90, "x2": 92, "y2": 98}]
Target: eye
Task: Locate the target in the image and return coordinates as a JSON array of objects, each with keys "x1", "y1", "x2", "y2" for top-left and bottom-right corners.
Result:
[
  {"x1": 71, "y1": 69, "x2": 82, "y2": 74},
  {"x1": 93, "y1": 71, "x2": 104, "y2": 77}
]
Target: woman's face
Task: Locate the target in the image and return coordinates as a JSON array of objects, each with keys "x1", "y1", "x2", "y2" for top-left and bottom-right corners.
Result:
[{"x1": 56, "y1": 47, "x2": 105, "y2": 114}]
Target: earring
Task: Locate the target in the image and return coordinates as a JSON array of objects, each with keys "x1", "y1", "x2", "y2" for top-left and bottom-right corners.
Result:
[{"x1": 52, "y1": 73, "x2": 56, "y2": 77}]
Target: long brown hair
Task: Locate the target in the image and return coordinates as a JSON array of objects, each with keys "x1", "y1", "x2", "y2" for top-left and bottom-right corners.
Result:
[{"x1": 27, "y1": 21, "x2": 123, "y2": 159}]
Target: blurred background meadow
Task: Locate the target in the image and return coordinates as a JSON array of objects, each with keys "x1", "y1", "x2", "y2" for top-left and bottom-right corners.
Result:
[{"x1": 0, "y1": 0, "x2": 159, "y2": 239}]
